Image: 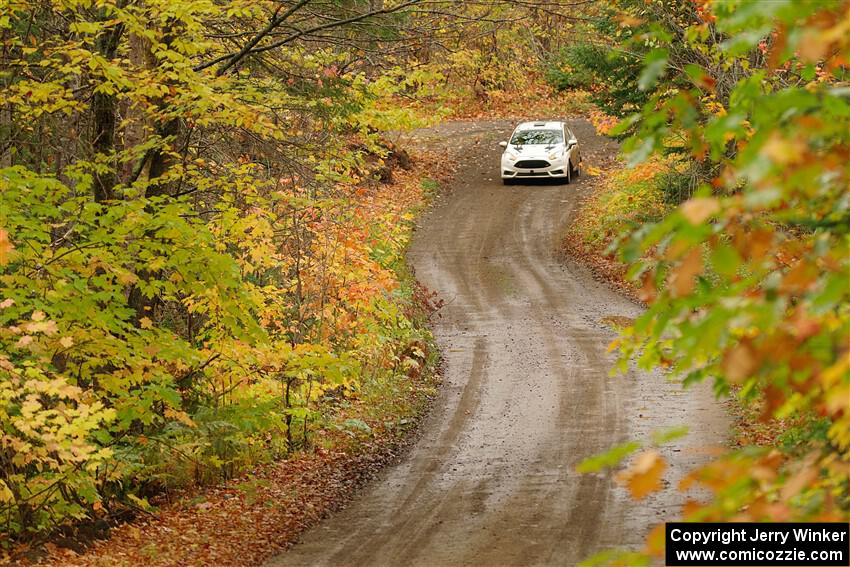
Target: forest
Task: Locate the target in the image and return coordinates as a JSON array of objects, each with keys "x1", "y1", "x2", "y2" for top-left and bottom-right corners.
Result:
[{"x1": 0, "y1": 0, "x2": 847, "y2": 565}]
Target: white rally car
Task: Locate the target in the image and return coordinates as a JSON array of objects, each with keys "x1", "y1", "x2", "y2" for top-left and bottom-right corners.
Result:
[{"x1": 499, "y1": 121, "x2": 581, "y2": 185}]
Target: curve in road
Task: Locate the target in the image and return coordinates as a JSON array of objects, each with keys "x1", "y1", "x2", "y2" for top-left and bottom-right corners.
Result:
[{"x1": 265, "y1": 118, "x2": 728, "y2": 567}]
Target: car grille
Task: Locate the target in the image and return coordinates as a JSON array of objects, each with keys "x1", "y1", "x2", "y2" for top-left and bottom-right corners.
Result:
[{"x1": 515, "y1": 160, "x2": 550, "y2": 169}]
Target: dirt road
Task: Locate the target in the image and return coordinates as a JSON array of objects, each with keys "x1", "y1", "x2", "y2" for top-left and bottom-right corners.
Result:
[{"x1": 265, "y1": 119, "x2": 728, "y2": 567}]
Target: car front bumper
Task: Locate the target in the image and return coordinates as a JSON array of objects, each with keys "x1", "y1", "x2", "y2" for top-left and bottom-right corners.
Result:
[{"x1": 501, "y1": 158, "x2": 569, "y2": 179}]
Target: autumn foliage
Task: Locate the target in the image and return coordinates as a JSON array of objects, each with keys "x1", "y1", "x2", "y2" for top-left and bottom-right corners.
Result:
[
  {"x1": 567, "y1": 0, "x2": 849, "y2": 564},
  {"x1": 0, "y1": 0, "x2": 450, "y2": 547},
  {"x1": 0, "y1": 0, "x2": 590, "y2": 554},
  {"x1": 2, "y1": 0, "x2": 848, "y2": 562}
]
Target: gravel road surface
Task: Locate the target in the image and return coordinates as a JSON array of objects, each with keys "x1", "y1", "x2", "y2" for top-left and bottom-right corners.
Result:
[{"x1": 265, "y1": 119, "x2": 728, "y2": 567}]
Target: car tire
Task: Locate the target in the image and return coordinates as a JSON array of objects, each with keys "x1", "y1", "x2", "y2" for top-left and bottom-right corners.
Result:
[
  {"x1": 563, "y1": 167, "x2": 571, "y2": 185},
  {"x1": 503, "y1": 178, "x2": 513, "y2": 186}
]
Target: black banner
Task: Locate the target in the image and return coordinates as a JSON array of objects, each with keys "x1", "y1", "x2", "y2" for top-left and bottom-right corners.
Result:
[{"x1": 666, "y1": 522, "x2": 850, "y2": 566}]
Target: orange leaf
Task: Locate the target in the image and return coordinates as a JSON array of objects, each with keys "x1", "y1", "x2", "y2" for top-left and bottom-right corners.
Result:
[
  {"x1": 762, "y1": 133, "x2": 806, "y2": 165},
  {"x1": 722, "y1": 341, "x2": 758, "y2": 383},
  {"x1": 165, "y1": 407, "x2": 196, "y2": 427},
  {"x1": 0, "y1": 229, "x2": 14, "y2": 266},
  {"x1": 797, "y1": 29, "x2": 829, "y2": 63},
  {"x1": 680, "y1": 197, "x2": 719, "y2": 225},
  {"x1": 780, "y1": 261, "x2": 818, "y2": 293},
  {"x1": 682, "y1": 499, "x2": 704, "y2": 519},
  {"x1": 639, "y1": 270, "x2": 657, "y2": 303},
  {"x1": 616, "y1": 14, "x2": 644, "y2": 27},
  {"x1": 669, "y1": 247, "x2": 703, "y2": 297},
  {"x1": 644, "y1": 522, "x2": 666, "y2": 557},
  {"x1": 617, "y1": 450, "x2": 666, "y2": 500},
  {"x1": 780, "y1": 454, "x2": 819, "y2": 500}
]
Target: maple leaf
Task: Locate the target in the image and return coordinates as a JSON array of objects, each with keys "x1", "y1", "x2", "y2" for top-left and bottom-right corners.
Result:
[
  {"x1": 165, "y1": 407, "x2": 196, "y2": 427},
  {"x1": 617, "y1": 450, "x2": 666, "y2": 500},
  {"x1": 23, "y1": 319, "x2": 58, "y2": 335}
]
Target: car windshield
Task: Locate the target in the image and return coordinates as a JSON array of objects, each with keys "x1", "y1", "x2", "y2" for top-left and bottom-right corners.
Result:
[{"x1": 510, "y1": 129, "x2": 563, "y2": 146}]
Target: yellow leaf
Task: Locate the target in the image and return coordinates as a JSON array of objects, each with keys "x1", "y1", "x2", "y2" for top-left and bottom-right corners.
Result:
[
  {"x1": 165, "y1": 407, "x2": 196, "y2": 427},
  {"x1": 0, "y1": 480, "x2": 14, "y2": 503},
  {"x1": 59, "y1": 336, "x2": 74, "y2": 348},
  {"x1": 617, "y1": 450, "x2": 666, "y2": 500},
  {"x1": 762, "y1": 133, "x2": 805, "y2": 165},
  {"x1": 23, "y1": 320, "x2": 58, "y2": 335},
  {"x1": 680, "y1": 197, "x2": 719, "y2": 225},
  {"x1": 31, "y1": 310, "x2": 46, "y2": 321},
  {"x1": 139, "y1": 316, "x2": 153, "y2": 329},
  {"x1": 117, "y1": 271, "x2": 138, "y2": 285},
  {"x1": 616, "y1": 14, "x2": 644, "y2": 27}
]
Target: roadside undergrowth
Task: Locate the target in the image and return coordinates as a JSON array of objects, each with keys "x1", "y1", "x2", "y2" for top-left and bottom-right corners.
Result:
[
  {"x1": 19, "y1": 151, "x2": 456, "y2": 567},
  {"x1": 564, "y1": 154, "x2": 673, "y2": 302}
]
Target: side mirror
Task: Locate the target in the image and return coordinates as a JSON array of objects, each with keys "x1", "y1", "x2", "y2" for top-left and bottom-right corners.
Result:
[
  {"x1": 567, "y1": 139, "x2": 578, "y2": 148},
  {"x1": 499, "y1": 141, "x2": 508, "y2": 148}
]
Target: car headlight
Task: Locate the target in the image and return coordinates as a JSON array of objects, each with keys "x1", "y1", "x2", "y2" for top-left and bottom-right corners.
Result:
[
  {"x1": 504, "y1": 151, "x2": 518, "y2": 161},
  {"x1": 548, "y1": 151, "x2": 565, "y2": 161}
]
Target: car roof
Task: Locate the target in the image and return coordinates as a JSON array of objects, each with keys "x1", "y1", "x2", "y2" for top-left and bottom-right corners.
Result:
[{"x1": 514, "y1": 121, "x2": 565, "y2": 130}]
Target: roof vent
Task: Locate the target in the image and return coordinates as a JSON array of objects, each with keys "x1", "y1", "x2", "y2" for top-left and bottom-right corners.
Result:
[{"x1": 533, "y1": 122, "x2": 546, "y2": 127}]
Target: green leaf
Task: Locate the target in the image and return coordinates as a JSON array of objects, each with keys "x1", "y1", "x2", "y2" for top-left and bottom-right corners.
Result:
[
  {"x1": 651, "y1": 426, "x2": 689, "y2": 446},
  {"x1": 638, "y1": 49, "x2": 668, "y2": 91},
  {"x1": 710, "y1": 244, "x2": 741, "y2": 278},
  {"x1": 341, "y1": 418, "x2": 372, "y2": 434},
  {"x1": 576, "y1": 441, "x2": 642, "y2": 473}
]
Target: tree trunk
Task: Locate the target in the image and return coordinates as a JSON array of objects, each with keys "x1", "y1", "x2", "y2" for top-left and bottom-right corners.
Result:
[{"x1": 91, "y1": 15, "x2": 125, "y2": 203}]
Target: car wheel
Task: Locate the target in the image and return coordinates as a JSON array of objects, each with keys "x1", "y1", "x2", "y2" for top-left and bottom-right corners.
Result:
[
  {"x1": 502, "y1": 178, "x2": 513, "y2": 186},
  {"x1": 563, "y1": 166, "x2": 571, "y2": 185}
]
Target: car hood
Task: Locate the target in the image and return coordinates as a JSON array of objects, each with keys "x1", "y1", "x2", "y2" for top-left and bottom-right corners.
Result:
[{"x1": 507, "y1": 143, "x2": 565, "y2": 158}]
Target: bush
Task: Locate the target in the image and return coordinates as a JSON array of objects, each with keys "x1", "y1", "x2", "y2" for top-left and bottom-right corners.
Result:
[
  {"x1": 571, "y1": 158, "x2": 673, "y2": 248},
  {"x1": 544, "y1": 43, "x2": 649, "y2": 119}
]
